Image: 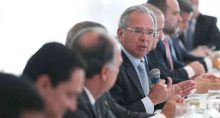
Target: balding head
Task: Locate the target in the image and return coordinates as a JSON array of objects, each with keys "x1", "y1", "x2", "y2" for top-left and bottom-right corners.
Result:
[
  {"x1": 66, "y1": 21, "x2": 123, "y2": 99},
  {"x1": 66, "y1": 21, "x2": 107, "y2": 47},
  {"x1": 66, "y1": 21, "x2": 117, "y2": 78}
]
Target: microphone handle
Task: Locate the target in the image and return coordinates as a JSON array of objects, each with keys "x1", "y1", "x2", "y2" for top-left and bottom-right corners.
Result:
[{"x1": 152, "y1": 77, "x2": 160, "y2": 84}]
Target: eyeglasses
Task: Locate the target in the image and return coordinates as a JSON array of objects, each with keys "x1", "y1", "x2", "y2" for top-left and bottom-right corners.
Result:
[{"x1": 126, "y1": 27, "x2": 158, "y2": 38}]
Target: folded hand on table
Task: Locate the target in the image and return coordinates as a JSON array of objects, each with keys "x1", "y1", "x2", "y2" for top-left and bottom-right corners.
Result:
[
  {"x1": 193, "y1": 74, "x2": 220, "y2": 93},
  {"x1": 161, "y1": 95, "x2": 184, "y2": 118}
]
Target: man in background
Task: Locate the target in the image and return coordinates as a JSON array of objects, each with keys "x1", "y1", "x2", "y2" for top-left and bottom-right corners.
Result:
[
  {"x1": 22, "y1": 42, "x2": 86, "y2": 118},
  {"x1": 65, "y1": 21, "x2": 187, "y2": 118},
  {"x1": 0, "y1": 73, "x2": 45, "y2": 118},
  {"x1": 147, "y1": 0, "x2": 206, "y2": 83},
  {"x1": 180, "y1": 0, "x2": 220, "y2": 51}
]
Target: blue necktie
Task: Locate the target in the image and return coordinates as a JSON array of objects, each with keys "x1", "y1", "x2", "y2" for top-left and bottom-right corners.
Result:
[
  {"x1": 186, "y1": 20, "x2": 193, "y2": 50},
  {"x1": 137, "y1": 60, "x2": 149, "y2": 96},
  {"x1": 169, "y1": 39, "x2": 177, "y2": 60}
]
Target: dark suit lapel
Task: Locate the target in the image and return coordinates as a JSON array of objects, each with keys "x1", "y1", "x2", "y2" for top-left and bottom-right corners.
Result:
[
  {"x1": 96, "y1": 93, "x2": 116, "y2": 118},
  {"x1": 82, "y1": 91, "x2": 97, "y2": 118},
  {"x1": 157, "y1": 40, "x2": 170, "y2": 67},
  {"x1": 122, "y1": 52, "x2": 145, "y2": 97},
  {"x1": 144, "y1": 55, "x2": 152, "y2": 86}
]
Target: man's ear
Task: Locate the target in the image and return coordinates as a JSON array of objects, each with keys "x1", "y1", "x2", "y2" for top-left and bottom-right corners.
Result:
[
  {"x1": 117, "y1": 28, "x2": 123, "y2": 41},
  {"x1": 35, "y1": 74, "x2": 52, "y2": 97},
  {"x1": 100, "y1": 65, "x2": 110, "y2": 82}
]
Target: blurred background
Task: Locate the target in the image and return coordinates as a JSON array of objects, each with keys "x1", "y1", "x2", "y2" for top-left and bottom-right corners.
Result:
[{"x1": 0, "y1": 0, "x2": 219, "y2": 75}]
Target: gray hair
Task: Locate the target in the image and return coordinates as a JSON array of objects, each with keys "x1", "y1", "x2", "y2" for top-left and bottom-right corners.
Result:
[
  {"x1": 66, "y1": 23, "x2": 116, "y2": 71},
  {"x1": 119, "y1": 4, "x2": 156, "y2": 31},
  {"x1": 66, "y1": 27, "x2": 107, "y2": 49}
]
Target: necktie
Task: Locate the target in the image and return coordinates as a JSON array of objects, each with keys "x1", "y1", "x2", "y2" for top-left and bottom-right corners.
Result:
[
  {"x1": 186, "y1": 20, "x2": 194, "y2": 50},
  {"x1": 137, "y1": 60, "x2": 150, "y2": 96},
  {"x1": 169, "y1": 39, "x2": 177, "y2": 60},
  {"x1": 163, "y1": 38, "x2": 174, "y2": 70}
]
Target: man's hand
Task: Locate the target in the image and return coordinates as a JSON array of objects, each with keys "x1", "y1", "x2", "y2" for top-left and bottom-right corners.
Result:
[
  {"x1": 167, "y1": 77, "x2": 196, "y2": 98},
  {"x1": 161, "y1": 95, "x2": 184, "y2": 118},
  {"x1": 191, "y1": 45, "x2": 210, "y2": 57},
  {"x1": 194, "y1": 74, "x2": 220, "y2": 93},
  {"x1": 187, "y1": 61, "x2": 205, "y2": 76},
  {"x1": 148, "y1": 80, "x2": 168, "y2": 105}
]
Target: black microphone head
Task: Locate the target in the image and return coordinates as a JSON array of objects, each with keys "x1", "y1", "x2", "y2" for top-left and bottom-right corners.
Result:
[{"x1": 150, "y1": 68, "x2": 161, "y2": 84}]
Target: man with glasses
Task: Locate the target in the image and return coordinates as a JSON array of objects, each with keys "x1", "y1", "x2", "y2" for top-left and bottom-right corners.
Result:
[
  {"x1": 126, "y1": 27, "x2": 158, "y2": 39},
  {"x1": 110, "y1": 5, "x2": 169, "y2": 114}
]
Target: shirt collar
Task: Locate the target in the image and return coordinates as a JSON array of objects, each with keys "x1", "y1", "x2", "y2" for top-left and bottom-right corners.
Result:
[
  {"x1": 84, "y1": 87, "x2": 96, "y2": 105},
  {"x1": 122, "y1": 46, "x2": 143, "y2": 69},
  {"x1": 162, "y1": 35, "x2": 171, "y2": 41}
]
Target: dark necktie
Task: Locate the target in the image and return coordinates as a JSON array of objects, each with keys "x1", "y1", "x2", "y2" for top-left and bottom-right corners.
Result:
[{"x1": 186, "y1": 20, "x2": 194, "y2": 50}]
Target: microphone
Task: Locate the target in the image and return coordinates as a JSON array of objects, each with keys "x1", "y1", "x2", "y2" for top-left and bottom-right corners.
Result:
[{"x1": 150, "y1": 68, "x2": 161, "y2": 84}]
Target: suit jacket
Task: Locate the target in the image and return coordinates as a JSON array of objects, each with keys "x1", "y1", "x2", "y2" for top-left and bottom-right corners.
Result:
[
  {"x1": 180, "y1": 14, "x2": 220, "y2": 50},
  {"x1": 172, "y1": 38, "x2": 208, "y2": 71},
  {"x1": 110, "y1": 51, "x2": 150, "y2": 112},
  {"x1": 97, "y1": 92, "x2": 154, "y2": 118},
  {"x1": 148, "y1": 40, "x2": 189, "y2": 84},
  {"x1": 64, "y1": 91, "x2": 98, "y2": 118},
  {"x1": 64, "y1": 91, "x2": 154, "y2": 118}
]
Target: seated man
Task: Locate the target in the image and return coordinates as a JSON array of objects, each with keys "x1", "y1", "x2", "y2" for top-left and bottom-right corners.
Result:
[
  {"x1": 172, "y1": 0, "x2": 214, "y2": 72},
  {"x1": 180, "y1": 0, "x2": 220, "y2": 51},
  {"x1": 0, "y1": 72, "x2": 44, "y2": 118},
  {"x1": 64, "y1": 21, "x2": 187, "y2": 118},
  {"x1": 108, "y1": 4, "x2": 195, "y2": 115},
  {"x1": 147, "y1": 0, "x2": 220, "y2": 93},
  {"x1": 22, "y1": 42, "x2": 86, "y2": 118},
  {"x1": 147, "y1": 0, "x2": 207, "y2": 83}
]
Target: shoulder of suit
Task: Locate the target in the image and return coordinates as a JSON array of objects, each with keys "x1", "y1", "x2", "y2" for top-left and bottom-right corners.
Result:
[{"x1": 199, "y1": 14, "x2": 217, "y2": 23}]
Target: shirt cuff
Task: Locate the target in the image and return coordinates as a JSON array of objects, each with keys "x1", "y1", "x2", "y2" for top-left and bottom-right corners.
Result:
[
  {"x1": 204, "y1": 56, "x2": 213, "y2": 72},
  {"x1": 141, "y1": 96, "x2": 154, "y2": 114},
  {"x1": 184, "y1": 66, "x2": 195, "y2": 79},
  {"x1": 150, "y1": 113, "x2": 166, "y2": 118}
]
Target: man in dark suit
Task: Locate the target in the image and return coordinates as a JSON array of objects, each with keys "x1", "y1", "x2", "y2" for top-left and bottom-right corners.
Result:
[
  {"x1": 147, "y1": 0, "x2": 220, "y2": 94},
  {"x1": 147, "y1": 0, "x2": 206, "y2": 84},
  {"x1": 180, "y1": 0, "x2": 220, "y2": 50},
  {"x1": 173, "y1": 0, "x2": 215, "y2": 72},
  {"x1": 22, "y1": 42, "x2": 86, "y2": 118},
  {"x1": 110, "y1": 5, "x2": 170, "y2": 114},
  {"x1": 0, "y1": 73, "x2": 44, "y2": 118},
  {"x1": 109, "y1": 4, "x2": 196, "y2": 116},
  {"x1": 65, "y1": 28, "x2": 123, "y2": 118},
  {"x1": 64, "y1": 21, "x2": 187, "y2": 118}
]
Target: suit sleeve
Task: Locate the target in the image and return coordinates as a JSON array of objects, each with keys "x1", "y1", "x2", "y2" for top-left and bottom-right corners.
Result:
[
  {"x1": 179, "y1": 45, "x2": 209, "y2": 72},
  {"x1": 151, "y1": 49, "x2": 189, "y2": 84}
]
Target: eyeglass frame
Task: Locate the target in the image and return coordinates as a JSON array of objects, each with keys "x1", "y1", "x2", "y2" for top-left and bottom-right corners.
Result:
[{"x1": 124, "y1": 27, "x2": 158, "y2": 38}]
